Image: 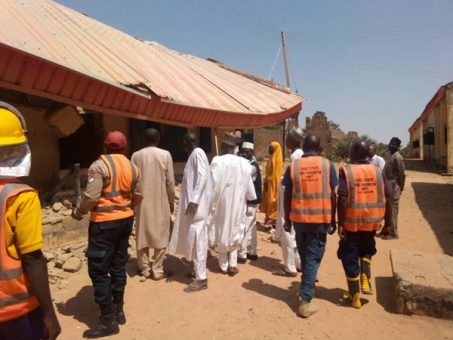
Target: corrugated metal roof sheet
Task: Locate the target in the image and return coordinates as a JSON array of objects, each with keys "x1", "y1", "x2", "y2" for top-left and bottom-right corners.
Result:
[
  {"x1": 0, "y1": 0, "x2": 302, "y2": 127},
  {"x1": 408, "y1": 82, "x2": 452, "y2": 133}
]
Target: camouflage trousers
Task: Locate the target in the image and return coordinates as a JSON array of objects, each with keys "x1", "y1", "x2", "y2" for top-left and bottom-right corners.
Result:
[{"x1": 386, "y1": 181, "x2": 401, "y2": 237}]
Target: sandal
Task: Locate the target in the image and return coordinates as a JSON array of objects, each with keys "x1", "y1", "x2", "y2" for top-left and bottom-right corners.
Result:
[
  {"x1": 184, "y1": 279, "x2": 208, "y2": 292},
  {"x1": 152, "y1": 270, "x2": 173, "y2": 281},
  {"x1": 227, "y1": 267, "x2": 239, "y2": 277},
  {"x1": 272, "y1": 268, "x2": 298, "y2": 277}
]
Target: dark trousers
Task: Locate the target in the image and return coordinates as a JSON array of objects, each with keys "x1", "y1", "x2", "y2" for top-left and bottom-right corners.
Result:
[
  {"x1": 337, "y1": 231, "x2": 376, "y2": 277},
  {"x1": 0, "y1": 307, "x2": 45, "y2": 340},
  {"x1": 87, "y1": 216, "x2": 133, "y2": 315},
  {"x1": 294, "y1": 228, "x2": 327, "y2": 302}
]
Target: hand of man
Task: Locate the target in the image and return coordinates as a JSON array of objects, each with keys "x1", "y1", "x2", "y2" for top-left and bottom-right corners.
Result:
[
  {"x1": 338, "y1": 225, "x2": 347, "y2": 240},
  {"x1": 329, "y1": 221, "x2": 337, "y2": 235},
  {"x1": 43, "y1": 312, "x2": 61, "y2": 340},
  {"x1": 71, "y1": 207, "x2": 84, "y2": 221},
  {"x1": 283, "y1": 220, "x2": 292, "y2": 232},
  {"x1": 185, "y1": 202, "x2": 199, "y2": 218}
]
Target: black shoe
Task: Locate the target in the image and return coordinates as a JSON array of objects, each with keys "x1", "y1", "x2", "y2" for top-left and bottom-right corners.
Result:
[
  {"x1": 237, "y1": 257, "x2": 247, "y2": 264},
  {"x1": 115, "y1": 303, "x2": 126, "y2": 325},
  {"x1": 247, "y1": 254, "x2": 258, "y2": 261},
  {"x1": 83, "y1": 314, "x2": 119, "y2": 338}
]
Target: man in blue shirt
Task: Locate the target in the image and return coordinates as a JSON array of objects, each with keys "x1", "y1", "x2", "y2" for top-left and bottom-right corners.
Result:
[{"x1": 283, "y1": 135, "x2": 338, "y2": 318}]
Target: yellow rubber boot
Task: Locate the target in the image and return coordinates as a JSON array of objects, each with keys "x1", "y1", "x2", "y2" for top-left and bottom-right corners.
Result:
[
  {"x1": 360, "y1": 257, "x2": 373, "y2": 295},
  {"x1": 347, "y1": 275, "x2": 362, "y2": 309}
]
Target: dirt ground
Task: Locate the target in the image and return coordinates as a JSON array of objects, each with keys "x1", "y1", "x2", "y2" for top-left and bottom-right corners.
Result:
[{"x1": 52, "y1": 160, "x2": 453, "y2": 340}]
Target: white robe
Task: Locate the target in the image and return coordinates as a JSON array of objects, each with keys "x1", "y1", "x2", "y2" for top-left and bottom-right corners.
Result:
[
  {"x1": 207, "y1": 154, "x2": 256, "y2": 253},
  {"x1": 168, "y1": 148, "x2": 212, "y2": 260},
  {"x1": 274, "y1": 149, "x2": 302, "y2": 273}
]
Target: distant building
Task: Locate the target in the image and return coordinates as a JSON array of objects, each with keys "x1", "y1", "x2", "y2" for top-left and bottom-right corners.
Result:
[
  {"x1": 408, "y1": 82, "x2": 453, "y2": 173},
  {"x1": 304, "y1": 111, "x2": 334, "y2": 153}
]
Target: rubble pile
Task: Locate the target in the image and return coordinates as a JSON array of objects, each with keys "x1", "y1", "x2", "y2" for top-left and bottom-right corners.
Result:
[
  {"x1": 44, "y1": 185, "x2": 182, "y2": 289},
  {"x1": 41, "y1": 199, "x2": 74, "y2": 226}
]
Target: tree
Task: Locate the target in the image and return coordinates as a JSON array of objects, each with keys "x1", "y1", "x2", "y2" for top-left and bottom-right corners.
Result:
[{"x1": 328, "y1": 120, "x2": 341, "y2": 131}]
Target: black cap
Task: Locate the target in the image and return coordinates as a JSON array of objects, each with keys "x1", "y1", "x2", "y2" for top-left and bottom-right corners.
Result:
[{"x1": 389, "y1": 137, "x2": 401, "y2": 148}]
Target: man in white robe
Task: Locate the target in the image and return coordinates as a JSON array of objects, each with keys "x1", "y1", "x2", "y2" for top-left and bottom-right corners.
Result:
[
  {"x1": 207, "y1": 132, "x2": 256, "y2": 276},
  {"x1": 274, "y1": 127, "x2": 303, "y2": 276},
  {"x1": 132, "y1": 128, "x2": 175, "y2": 281},
  {"x1": 168, "y1": 133, "x2": 212, "y2": 292}
]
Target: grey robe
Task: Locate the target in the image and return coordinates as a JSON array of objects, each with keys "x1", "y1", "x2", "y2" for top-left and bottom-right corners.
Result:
[{"x1": 132, "y1": 146, "x2": 175, "y2": 250}]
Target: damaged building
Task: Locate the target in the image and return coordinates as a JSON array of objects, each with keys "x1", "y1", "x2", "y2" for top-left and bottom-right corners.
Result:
[{"x1": 0, "y1": 0, "x2": 302, "y2": 195}]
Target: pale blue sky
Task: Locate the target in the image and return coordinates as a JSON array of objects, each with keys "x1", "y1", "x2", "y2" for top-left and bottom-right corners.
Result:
[{"x1": 58, "y1": 0, "x2": 453, "y2": 144}]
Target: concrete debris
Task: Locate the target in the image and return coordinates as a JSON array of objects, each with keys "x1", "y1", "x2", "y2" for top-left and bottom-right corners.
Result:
[
  {"x1": 43, "y1": 251, "x2": 55, "y2": 262},
  {"x1": 63, "y1": 257, "x2": 82, "y2": 273},
  {"x1": 52, "y1": 202, "x2": 63, "y2": 212},
  {"x1": 391, "y1": 249, "x2": 453, "y2": 319},
  {"x1": 62, "y1": 199, "x2": 73, "y2": 209},
  {"x1": 54, "y1": 253, "x2": 73, "y2": 269}
]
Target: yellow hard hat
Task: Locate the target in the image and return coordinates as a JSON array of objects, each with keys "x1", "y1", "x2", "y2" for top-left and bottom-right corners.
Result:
[{"x1": 0, "y1": 105, "x2": 27, "y2": 146}]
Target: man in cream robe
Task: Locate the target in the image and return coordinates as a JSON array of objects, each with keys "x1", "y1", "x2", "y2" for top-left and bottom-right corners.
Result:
[
  {"x1": 132, "y1": 128, "x2": 175, "y2": 280},
  {"x1": 168, "y1": 133, "x2": 212, "y2": 292},
  {"x1": 207, "y1": 133, "x2": 256, "y2": 276}
]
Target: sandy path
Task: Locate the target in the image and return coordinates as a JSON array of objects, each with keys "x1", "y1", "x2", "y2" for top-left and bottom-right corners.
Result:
[{"x1": 52, "y1": 164, "x2": 453, "y2": 340}]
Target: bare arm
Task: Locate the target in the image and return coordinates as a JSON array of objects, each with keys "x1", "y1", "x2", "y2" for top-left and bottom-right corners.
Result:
[
  {"x1": 337, "y1": 195, "x2": 348, "y2": 239},
  {"x1": 397, "y1": 156, "x2": 406, "y2": 192},
  {"x1": 22, "y1": 251, "x2": 61, "y2": 340},
  {"x1": 166, "y1": 152, "x2": 175, "y2": 213},
  {"x1": 283, "y1": 185, "x2": 292, "y2": 232}
]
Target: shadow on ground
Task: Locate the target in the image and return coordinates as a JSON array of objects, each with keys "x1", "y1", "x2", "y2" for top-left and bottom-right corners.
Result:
[
  {"x1": 242, "y1": 279, "x2": 365, "y2": 313},
  {"x1": 404, "y1": 159, "x2": 444, "y2": 174},
  {"x1": 247, "y1": 255, "x2": 283, "y2": 273},
  {"x1": 56, "y1": 285, "x2": 98, "y2": 329},
  {"x1": 411, "y1": 182, "x2": 453, "y2": 255},
  {"x1": 242, "y1": 279, "x2": 299, "y2": 313},
  {"x1": 375, "y1": 276, "x2": 396, "y2": 313}
]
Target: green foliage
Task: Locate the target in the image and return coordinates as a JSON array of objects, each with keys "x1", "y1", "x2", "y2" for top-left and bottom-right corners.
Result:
[
  {"x1": 328, "y1": 135, "x2": 389, "y2": 162},
  {"x1": 328, "y1": 120, "x2": 341, "y2": 131}
]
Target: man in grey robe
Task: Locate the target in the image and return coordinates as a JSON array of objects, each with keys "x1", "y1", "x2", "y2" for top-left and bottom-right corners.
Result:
[
  {"x1": 132, "y1": 128, "x2": 175, "y2": 280},
  {"x1": 379, "y1": 137, "x2": 405, "y2": 240}
]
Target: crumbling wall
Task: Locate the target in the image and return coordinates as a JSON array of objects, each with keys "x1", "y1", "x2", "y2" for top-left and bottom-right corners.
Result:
[
  {"x1": 18, "y1": 105, "x2": 60, "y2": 191},
  {"x1": 304, "y1": 111, "x2": 333, "y2": 154},
  {"x1": 253, "y1": 127, "x2": 283, "y2": 161},
  {"x1": 42, "y1": 200, "x2": 88, "y2": 249}
]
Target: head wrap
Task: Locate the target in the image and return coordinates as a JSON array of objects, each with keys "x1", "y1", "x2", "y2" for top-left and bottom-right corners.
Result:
[{"x1": 389, "y1": 137, "x2": 402, "y2": 148}]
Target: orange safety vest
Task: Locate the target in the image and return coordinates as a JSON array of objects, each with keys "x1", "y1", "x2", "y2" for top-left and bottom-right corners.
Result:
[
  {"x1": 0, "y1": 183, "x2": 40, "y2": 322},
  {"x1": 90, "y1": 154, "x2": 138, "y2": 223},
  {"x1": 289, "y1": 156, "x2": 333, "y2": 224},
  {"x1": 341, "y1": 164, "x2": 386, "y2": 232}
]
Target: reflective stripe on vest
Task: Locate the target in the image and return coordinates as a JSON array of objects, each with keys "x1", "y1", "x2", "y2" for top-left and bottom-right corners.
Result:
[
  {"x1": 289, "y1": 156, "x2": 332, "y2": 223},
  {"x1": 0, "y1": 183, "x2": 40, "y2": 321},
  {"x1": 90, "y1": 154, "x2": 137, "y2": 222},
  {"x1": 341, "y1": 164, "x2": 386, "y2": 232}
]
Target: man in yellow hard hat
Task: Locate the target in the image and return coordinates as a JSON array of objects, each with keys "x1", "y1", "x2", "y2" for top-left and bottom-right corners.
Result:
[{"x1": 0, "y1": 101, "x2": 61, "y2": 339}]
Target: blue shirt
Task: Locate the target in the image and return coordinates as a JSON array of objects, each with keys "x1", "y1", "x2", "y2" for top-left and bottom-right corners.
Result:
[{"x1": 282, "y1": 151, "x2": 338, "y2": 233}]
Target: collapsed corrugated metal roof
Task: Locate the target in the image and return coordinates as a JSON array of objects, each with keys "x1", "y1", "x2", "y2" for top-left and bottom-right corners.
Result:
[{"x1": 0, "y1": 0, "x2": 302, "y2": 127}]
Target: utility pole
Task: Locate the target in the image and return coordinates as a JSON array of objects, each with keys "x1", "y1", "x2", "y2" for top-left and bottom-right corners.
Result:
[
  {"x1": 281, "y1": 31, "x2": 291, "y2": 89},
  {"x1": 281, "y1": 31, "x2": 291, "y2": 156}
]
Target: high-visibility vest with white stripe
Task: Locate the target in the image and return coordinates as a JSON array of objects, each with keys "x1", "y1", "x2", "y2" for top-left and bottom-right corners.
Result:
[
  {"x1": 289, "y1": 156, "x2": 333, "y2": 224},
  {"x1": 341, "y1": 163, "x2": 386, "y2": 232},
  {"x1": 0, "y1": 183, "x2": 40, "y2": 322},
  {"x1": 90, "y1": 154, "x2": 138, "y2": 222}
]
